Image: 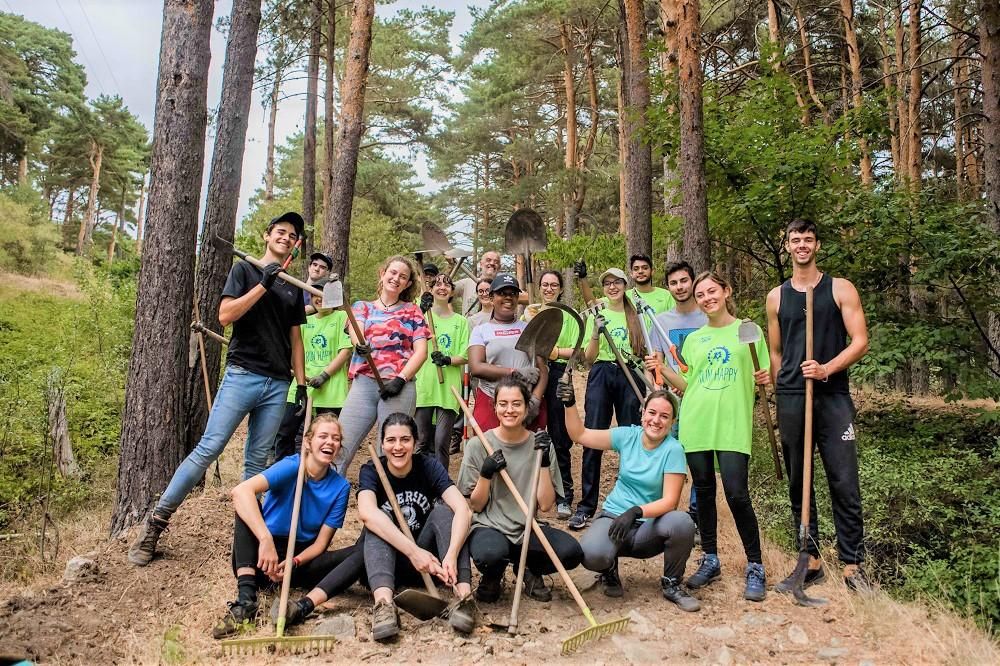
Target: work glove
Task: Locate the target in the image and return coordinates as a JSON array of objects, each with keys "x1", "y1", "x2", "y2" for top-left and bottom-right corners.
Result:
[
  {"x1": 419, "y1": 292, "x2": 434, "y2": 313},
  {"x1": 293, "y1": 384, "x2": 308, "y2": 417},
  {"x1": 592, "y1": 313, "x2": 607, "y2": 339},
  {"x1": 556, "y1": 379, "x2": 576, "y2": 407},
  {"x1": 259, "y1": 262, "x2": 282, "y2": 290},
  {"x1": 608, "y1": 506, "x2": 643, "y2": 545},
  {"x1": 307, "y1": 371, "x2": 330, "y2": 389},
  {"x1": 525, "y1": 394, "x2": 541, "y2": 424},
  {"x1": 480, "y1": 449, "x2": 507, "y2": 480},
  {"x1": 572, "y1": 259, "x2": 587, "y2": 279},
  {"x1": 379, "y1": 376, "x2": 406, "y2": 400},
  {"x1": 534, "y1": 431, "x2": 552, "y2": 468},
  {"x1": 354, "y1": 342, "x2": 372, "y2": 358},
  {"x1": 512, "y1": 366, "x2": 540, "y2": 386},
  {"x1": 431, "y1": 351, "x2": 450, "y2": 367}
]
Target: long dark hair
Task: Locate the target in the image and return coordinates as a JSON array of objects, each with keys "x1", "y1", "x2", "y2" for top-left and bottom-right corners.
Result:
[
  {"x1": 494, "y1": 375, "x2": 532, "y2": 413},
  {"x1": 381, "y1": 412, "x2": 418, "y2": 442}
]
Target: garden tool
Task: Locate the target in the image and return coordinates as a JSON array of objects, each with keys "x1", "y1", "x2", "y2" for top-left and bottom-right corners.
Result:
[
  {"x1": 631, "y1": 296, "x2": 663, "y2": 388},
  {"x1": 576, "y1": 274, "x2": 646, "y2": 402},
  {"x1": 190, "y1": 321, "x2": 229, "y2": 346},
  {"x1": 634, "y1": 300, "x2": 689, "y2": 373},
  {"x1": 452, "y1": 387, "x2": 629, "y2": 654},
  {"x1": 514, "y1": 306, "x2": 563, "y2": 365},
  {"x1": 419, "y1": 287, "x2": 445, "y2": 384},
  {"x1": 738, "y1": 318, "x2": 783, "y2": 480},
  {"x1": 504, "y1": 208, "x2": 547, "y2": 302},
  {"x1": 417, "y1": 223, "x2": 476, "y2": 280},
  {"x1": 192, "y1": 298, "x2": 222, "y2": 487}
]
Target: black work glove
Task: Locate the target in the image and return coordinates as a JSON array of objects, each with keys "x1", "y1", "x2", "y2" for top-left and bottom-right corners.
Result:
[
  {"x1": 512, "y1": 366, "x2": 540, "y2": 386},
  {"x1": 259, "y1": 262, "x2": 282, "y2": 290},
  {"x1": 572, "y1": 259, "x2": 587, "y2": 279},
  {"x1": 419, "y1": 292, "x2": 434, "y2": 313},
  {"x1": 293, "y1": 384, "x2": 308, "y2": 417},
  {"x1": 525, "y1": 394, "x2": 541, "y2": 424},
  {"x1": 307, "y1": 371, "x2": 330, "y2": 388},
  {"x1": 431, "y1": 350, "x2": 450, "y2": 367},
  {"x1": 593, "y1": 313, "x2": 608, "y2": 333},
  {"x1": 556, "y1": 378, "x2": 576, "y2": 407},
  {"x1": 534, "y1": 431, "x2": 552, "y2": 468},
  {"x1": 480, "y1": 449, "x2": 507, "y2": 480},
  {"x1": 608, "y1": 506, "x2": 643, "y2": 545},
  {"x1": 379, "y1": 376, "x2": 406, "y2": 400},
  {"x1": 354, "y1": 342, "x2": 372, "y2": 357}
]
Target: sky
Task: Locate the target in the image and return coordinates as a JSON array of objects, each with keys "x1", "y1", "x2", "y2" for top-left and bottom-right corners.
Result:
[{"x1": 6, "y1": 0, "x2": 477, "y2": 226}]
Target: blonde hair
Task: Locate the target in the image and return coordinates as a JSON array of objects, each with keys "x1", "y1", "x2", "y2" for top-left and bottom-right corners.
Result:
[
  {"x1": 305, "y1": 413, "x2": 342, "y2": 449},
  {"x1": 692, "y1": 271, "x2": 736, "y2": 316},
  {"x1": 377, "y1": 255, "x2": 418, "y2": 303}
]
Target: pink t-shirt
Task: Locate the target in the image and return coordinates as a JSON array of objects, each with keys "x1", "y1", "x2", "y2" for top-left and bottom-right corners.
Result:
[{"x1": 349, "y1": 301, "x2": 429, "y2": 380}]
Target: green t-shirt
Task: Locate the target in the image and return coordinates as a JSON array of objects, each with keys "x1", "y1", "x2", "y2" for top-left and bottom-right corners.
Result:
[
  {"x1": 627, "y1": 286, "x2": 675, "y2": 316},
  {"x1": 583, "y1": 307, "x2": 634, "y2": 362},
  {"x1": 286, "y1": 310, "x2": 352, "y2": 408},
  {"x1": 677, "y1": 320, "x2": 769, "y2": 455},
  {"x1": 552, "y1": 307, "x2": 581, "y2": 364},
  {"x1": 416, "y1": 311, "x2": 470, "y2": 411}
]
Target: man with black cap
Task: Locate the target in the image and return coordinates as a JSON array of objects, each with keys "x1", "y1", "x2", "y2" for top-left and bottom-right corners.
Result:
[{"x1": 130, "y1": 212, "x2": 309, "y2": 566}]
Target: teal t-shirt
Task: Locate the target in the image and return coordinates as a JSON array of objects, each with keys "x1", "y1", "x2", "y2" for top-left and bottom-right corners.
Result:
[
  {"x1": 286, "y1": 310, "x2": 352, "y2": 408},
  {"x1": 603, "y1": 425, "x2": 687, "y2": 517},
  {"x1": 416, "y1": 311, "x2": 470, "y2": 411}
]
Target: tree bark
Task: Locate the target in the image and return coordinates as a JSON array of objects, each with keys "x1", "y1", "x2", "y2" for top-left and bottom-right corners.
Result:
[
  {"x1": 322, "y1": 0, "x2": 336, "y2": 227},
  {"x1": 264, "y1": 72, "x2": 280, "y2": 201},
  {"x1": 621, "y1": 0, "x2": 652, "y2": 259},
  {"x1": 135, "y1": 173, "x2": 147, "y2": 256},
  {"x1": 907, "y1": 0, "x2": 922, "y2": 189},
  {"x1": 560, "y1": 22, "x2": 579, "y2": 241},
  {"x1": 77, "y1": 141, "x2": 103, "y2": 255},
  {"x1": 62, "y1": 187, "x2": 77, "y2": 250},
  {"x1": 981, "y1": 0, "x2": 1000, "y2": 377},
  {"x1": 107, "y1": 183, "x2": 126, "y2": 263},
  {"x1": 17, "y1": 153, "x2": 27, "y2": 186},
  {"x1": 796, "y1": 5, "x2": 829, "y2": 124},
  {"x1": 840, "y1": 0, "x2": 873, "y2": 185},
  {"x1": 878, "y1": 5, "x2": 900, "y2": 172},
  {"x1": 302, "y1": 0, "x2": 321, "y2": 260},
  {"x1": 111, "y1": 0, "x2": 214, "y2": 536},
  {"x1": 678, "y1": 0, "x2": 710, "y2": 272},
  {"x1": 324, "y1": 0, "x2": 375, "y2": 278}
]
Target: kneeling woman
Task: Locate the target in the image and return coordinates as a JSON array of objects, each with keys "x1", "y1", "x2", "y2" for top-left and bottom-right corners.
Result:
[
  {"x1": 560, "y1": 384, "x2": 699, "y2": 611},
  {"x1": 214, "y1": 414, "x2": 362, "y2": 638},
  {"x1": 459, "y1": 376, "x2": 583, "y2": 603},
  {"x1": 357, "y1": 413, "x2": 475, "y2": 641}
]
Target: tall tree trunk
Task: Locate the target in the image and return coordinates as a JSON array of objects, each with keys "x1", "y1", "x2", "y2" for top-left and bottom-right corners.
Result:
[
  {"x1": 77, "y1": 141, "x2": 103, "y2": 255},
  {"x1": 111, "y1": 0, "x2": 214, "y2": 536},
  {"x1": 878, "y1": 5, "x2": 900, "y2": 172},
  {"x1": 660, "y1": 0, "x2": 682, "y2": 261},
  {"x1": 615, "y1": 22, "x2": 628, "y2": 235},
  {"x1": 621, "y1": 0, "x2": 652, "y2": 259},
  {"x1": 907, "y1": 0, "x2": 922, "y2": 189},
  {"x1": 107, "y1": 183, "x2": 126, "y2": 263},
  {"x1": 981, "y1": 0, "x2": 1000, "y2": 377},
  {"x1": 560, "y1": 22, "x2": 579, "y2": 240},
  {"x1": 302, "y1": 0, "x2": 321, "y2": 261},
  {"x1": 895, "y1": 1, "x2": 909, "y2": 183},
  {"x1": 135, "y1": 173, "x2": 147, "y2": 256},
  {"x1": 840, "y1": 0, "x2": 874, "y2": 184},
  {"x1": 17, "y1": 153, "x2": 27, "y2": 185},
  {"x1": 951, "y1": 2, "x2": 968, "y2": 200},
  {"x1": 264, "y1": 70, "x2": 280, "y2": 201},
  {"x1": 324, "y1": 0, "x2": 375, "y2": 278},
  {"x1": 184, "y1": 0, "x2": 261, "y2": 459},
  {"x1": 678, "y1": 0, "x2": 710, "y2": 272},
  {"x1": 62, "y1": 187, "x2": 77, "y2": 250},
  {"x1": 323, "y1": 0, "x2": 336, "y2": 227},
  {"x1": 796, "y1": 4, "x2": 829, "y2": 124}
]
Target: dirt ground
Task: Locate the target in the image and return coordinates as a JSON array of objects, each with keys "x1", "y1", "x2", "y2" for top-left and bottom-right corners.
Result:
[{"x1": 1, "y1": 376, "x2": 997, "y2": 665}]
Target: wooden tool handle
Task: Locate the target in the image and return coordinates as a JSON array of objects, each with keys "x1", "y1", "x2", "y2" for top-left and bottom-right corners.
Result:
[
  {"x1": 192, "y1": 321, "x2": 230, "y2": 346},
  {"x1": 235, "y1": 249, "x2": 324, "y2": 299},
  {"x1": 366, "y1": 443, "x2": 440, "y2": 598},
  {"x1": 425, "y1": 309, "x2": 445, "y2": 384},
  {"x1": 507, "y1": 447, "x2": 544, "y2": 633},
  {"x1": 276, "y1": 395, "x2": 313, "y2": 636},
  {"x1": 747, "y1": 342, "x2": 782, "y2": 480},
  {"x1": 344, "y1": 305, "x2": 386, "y2": 392},
  {"x1": 801, "y1": 286, "x2": 815, "y2": 528}
]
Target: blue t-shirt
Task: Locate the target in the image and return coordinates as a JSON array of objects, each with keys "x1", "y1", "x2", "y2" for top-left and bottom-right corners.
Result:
[
  {"x1": 261, "y1": 455, "x2": 351, "y2": 542},
  {"x1": 602, "y1": 426, "x2": 687, "y2": 518}
]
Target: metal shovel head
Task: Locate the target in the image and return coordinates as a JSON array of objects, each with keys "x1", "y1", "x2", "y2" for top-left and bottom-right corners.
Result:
[
  {"x1": 444, "y1": 247, "x2": 472, "y2": 259},
  {"x1": 394, "y1": 588, "x2": 449, "y2": 620},
  {"x1": 321, "y1": 279, "x2": 344, "y2": 309},
  {"x1": 515, "y1": 306, "x2": 563, "y2": 361},
  {"x1": 421, "y1": 222, "x2": 453, "y2": 254},
  {"x1": 738, "y1": 318, "x2": 762, "y2": 345},
  {"x1": 504, "y1": 208, "x2": 548, "y2": 255}
]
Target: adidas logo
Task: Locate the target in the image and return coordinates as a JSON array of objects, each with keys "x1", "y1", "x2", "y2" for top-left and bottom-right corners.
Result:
[{"x1": 841, "y1": 424, "x2": 856, "y2": 441}]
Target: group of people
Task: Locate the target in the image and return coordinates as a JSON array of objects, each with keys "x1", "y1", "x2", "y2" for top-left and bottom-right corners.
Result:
[{"x1": 127, "y1": 211, "x2": 871, "y2": 641}]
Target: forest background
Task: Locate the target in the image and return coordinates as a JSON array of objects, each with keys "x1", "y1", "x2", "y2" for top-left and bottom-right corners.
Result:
[{"x1": 0, "y1": 0, "x2": 998, "y2": 636}]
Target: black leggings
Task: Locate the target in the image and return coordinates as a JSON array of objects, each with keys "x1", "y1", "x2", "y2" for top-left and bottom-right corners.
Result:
[
  {"x1": 686, "y1": 450, "x2": 762, "y2": 563},
  {"x1": 468, "y1": 524, "x2": 583, "y2": 578},
  {"x1": 414, "y1": 406, "x2": 458, "y2": 470},
  {"x1": 232, "y1": 515, "x2": 363, "y2": 598}
]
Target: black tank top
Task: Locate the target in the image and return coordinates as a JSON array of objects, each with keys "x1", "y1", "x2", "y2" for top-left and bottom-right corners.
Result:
[{"x1": 776, "y1": 273, "x2": 849, "y2": 394}]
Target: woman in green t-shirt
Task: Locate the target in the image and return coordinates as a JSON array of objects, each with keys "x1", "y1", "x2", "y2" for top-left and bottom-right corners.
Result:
[
  {"x1": 656, "y1": 271, "x2": 771, "y2": 602},
  {"x1": 415, "y1": 274, "x2": 470, "y2": 470}
]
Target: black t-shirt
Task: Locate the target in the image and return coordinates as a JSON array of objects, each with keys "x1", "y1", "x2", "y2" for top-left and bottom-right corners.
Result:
[
  {"x1": 776, "y1": 273, "x2": 850, "y2": 394},
  {"x1": 357, "y1": 454, "x2": 454, "y2": 535},
  {"x1": 222, "y1": 261, "x2": 306, "y2": 380}
]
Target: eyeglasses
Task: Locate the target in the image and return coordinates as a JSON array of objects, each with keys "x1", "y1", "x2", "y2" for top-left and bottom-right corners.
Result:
[
  {"x1": 602, "y1": 279, "x2": 625, "y2": 287},
  {"x1": 539, "y1": 282, "x2": 561, "y2": 289},
  {"x1": 432, "y1": 276, "x2": 453, "y2": 286},
  {"x1": 477, "y1": 288, "x2": 491, "y2": 295}
]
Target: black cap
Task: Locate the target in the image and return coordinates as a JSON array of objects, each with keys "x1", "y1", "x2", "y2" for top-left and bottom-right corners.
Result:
[
  {"x1": 309, "y1": 252, "x2": 333, "y2": 270},
  {"x1": 268, "y1": 211, "x2": 305, "y2": 237},
  {"x1": 490, "y1": 273, "x2": 521, "y2": 294},
  {"x1": 422, "y1": 263, "x2": 440, "y2": 276}
]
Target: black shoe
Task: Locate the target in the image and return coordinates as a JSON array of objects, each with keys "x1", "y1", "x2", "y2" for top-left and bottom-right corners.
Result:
[
  {"x1": 213, "y1": 600, "x2": 258, "y2": 639},
  {"x1": 128, "y1": 512, "x2": 169, "y2": 566},
  {"x1": 372, "y1": 600, "x2": 399, "y2": 642},
  {"x1": 271, "y1": 597, "x2": 311, "y2": 628},
  {"x1": 775, "y1": 565, "x2": 826, "y2": 593},
  {"x1": 523, "y1": 570, "x2": 552, "y2": 602},
  {"x1": 844, "y1": 565, "x2": 873, "y2": 594},
  {"x1": 567, "y1": 511, "x2": 590, "y2": 531},
  {"x1": 599, "y1": 561, "x2": 624, "y2": 598},
  {"x1": 475, "y1": 573, "x2": 503, "y2": 603},
  {"x1": 661, "y1": 576, "x2": 700, "y2": 612},
  {"x1": 449, "y1": 429, "x2": 462, "y2": 455},
  {"x1": 448, "y1": 595, "x2": 477, "y2": 634}
]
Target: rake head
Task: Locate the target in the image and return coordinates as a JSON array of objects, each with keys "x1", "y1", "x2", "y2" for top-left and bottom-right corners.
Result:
[
  {"x1": 784, "y1": 550, "x2": 827, "y2": 608},
  {"x1": 219, "y1": 633, "x2": 338, "y2": 656},
  {"x1": 560, "y1": 616, "x2": 630, "y2": 655}
]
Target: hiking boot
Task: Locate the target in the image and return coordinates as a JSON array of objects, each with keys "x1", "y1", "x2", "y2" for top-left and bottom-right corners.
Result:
[
  {"x1": 448, "y1": 595, "x2": 477, "y2": 634},
  {"x1": 685, "y1": 554, "x2": 721, "y2": 589},
  {"x1": 567, "y1": 510, "x2": 590, "y2": 531},
  {"x1": 661, "y1": 576, "x2": 700, "y2": 612},
  {"x1": 475, "y1": 572, "x2": 503, "y2": 603},
  {"x1": 844, "y1": 565, "x2": 873, "y2": 594},
  {"x1": 128, "y1": 512, "x2": 169, "y2": 566},
  {"x1": 523, "y1": 570, "x2": 552, "y2": 602},
  {"x1": 270, "y1": 596, "x2": 311, "y2": 628},
  {"x1": 599, "y1": 561, "x2": 624, "y2": 598},
  {"x1": 744, "y1": 562, "x2": 766, "y2": 602},
  {"x1": 775, "y1": 564, "x2": 826, "y2": 593},
  {"x1": 212, "y1": 600, "x2": 258, "y2": 639},
  {"x1": 371, "y1": 600, "x2": 399, "y2": 642},
  {"x1": 556, "y1": 501, "x2": 572, "y2": 520},
  {"x1": 449, "y1": 429, "x2": 462, "y2": 455}
]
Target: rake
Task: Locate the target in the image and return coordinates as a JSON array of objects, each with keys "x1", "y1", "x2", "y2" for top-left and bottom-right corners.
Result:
[{"x1": 450, "y1": 387, "x2": 630, "y2": 654}]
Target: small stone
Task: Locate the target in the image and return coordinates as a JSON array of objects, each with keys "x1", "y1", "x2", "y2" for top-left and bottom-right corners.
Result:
[
  {"x1": 453, "y1": 637, "x2": 469, "y2": 647},
  {"x1": 817, "y1": 647, "x2": 850, "y2": 660},
  {"x1": 627, "y1": 609, "x2": 656, "y2": 638},
  {"x1": 739, "y1": 611, "x2": 787, "y2": 628},
  {"x1": 787, "y1": 624, "x2": 809, "y2": 645},
  {"x1": 830, "y1": 637, "x2": 842, "y2": 647},
  {"x1": 62, "y1": 556, "x2": 100, "y2": 583},
  {"x1": 313, "y1": 613, "x2": 355, "y2": 640},
  {"x1": 695, "y1": 625, "x2": 737, "y2": 642},
  {"x1": 715, "y1": 645, "x2": 733, "y2": 666},
  {"x1": 612, "y1": 634, "x2": 661, "y2": 664}
]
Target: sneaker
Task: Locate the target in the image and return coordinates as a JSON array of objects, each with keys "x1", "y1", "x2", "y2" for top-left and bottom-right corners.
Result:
[
  {"x1": 567, "y1": 511, "x2": 590, "y2": 531},
  {"x1": 128, "y1": 512, "x2": 169, "y2": 566},
  {"x1": 744, "y1": 563, "x2": 766, "y2": 602},
  {"x1": 843, "y1": 565, "x2": 873, "y2": 594},
  {"x1": 775, "y1": 564, "x2": 826, "y2": 593},
  {"x1": 213, "y1": 600, "x2": 257, "y2": 639},
  {"x1": 661, "y1": 576, "x2": 700, "y2": 612},
  {"x1": 523, "y1": 570, "x2": 552, "y2": 602},
  {"x1": 599, "y1": 561, "x2": 624, "y2": 598},
  {"x1": 371, "y1": 600, "x2": 399, "y2": 642},
  {"x1": 448, "y1": 595, "x2": 476, "y2": 634},
  {"x1": 475, "y1": 572, "x2": 503, "y2": 603},
  {"x1": 685, "y1": 554, "x2": 721, "y2": 589},
  {"x1": 270, "y1": 597, "x2": 311, "y2": 628},
  {"x1": 556, "y1": 501, "x2": 572, "y2": 520}
]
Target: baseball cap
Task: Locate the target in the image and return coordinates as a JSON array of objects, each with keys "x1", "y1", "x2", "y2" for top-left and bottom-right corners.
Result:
[
  {"x1": 489, "y1": 273, "x2": 522, "y2": 294},
  {"x1": 599, "y1": 267, "x2": 627, "y2": 284},
  {"x1": 309, "y1": 252, "x2": 332, "y2": 269},
  {"x1": 268, "y1": 211, "x2": 305, "y2": 237},
  {"x1": 422, "y1": 263, "x2": 440, "y2": 276}
]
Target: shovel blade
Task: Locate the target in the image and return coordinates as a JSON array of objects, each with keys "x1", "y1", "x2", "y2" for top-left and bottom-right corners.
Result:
[
  {"x1": 322, "y1": 280, "x2": 344, "y2": 309},
  {"x1": 394, "y1": 589, "x2": 449, "y2": 620},
  {"x1": 444, "y1": 248, "x2": 472, "y2": 259},
  {"x1": 738, "y1": 319, "x2": 762, "y2": 345},
  {"x1": 515, "y1": 307, "x2": 563, "y2": 360},
  {"x1": 421, "y1": 223, "x2": 453, "y2": 254},
  {"x1": 504, "y1": 209, "x2": 547, "y2": 255}
]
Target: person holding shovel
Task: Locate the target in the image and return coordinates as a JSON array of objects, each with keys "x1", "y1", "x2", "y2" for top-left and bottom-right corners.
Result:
[
  {"x1": 653, "y1": 271, "x2": 771, "y2": 602},
  {"x1": 130, "y1": 212, "x2": 308, "y2": 567},
  {"x1": 414, "y1": 273, "x2": 470, "y2": 469},
  {"x1": 358, "y1": 413, "x2": 476, "y2": 641},
  {"x1": 334, "y1": 255, "x2": 429, "y2": 473},
  {"x1": 765, "y1": 218, "x2": 870, "y2": 593},
  {"x1": 458, "y1": 376, "x2": 582, "y2": 604}
]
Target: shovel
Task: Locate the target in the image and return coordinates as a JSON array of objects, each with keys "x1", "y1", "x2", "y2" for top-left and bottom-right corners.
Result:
[
  {"x1": 505, "y1": 209, "x2": 547, "y2": 303},
  {"x1": 514, "y1": 306, "x2": 563, "y2": 364},
  {"x1": 737, "y1": 319, "x2": 783, "y2": 481},
  {"x1": 631, "y1": 296, "x2": 663, "y2": 388}
]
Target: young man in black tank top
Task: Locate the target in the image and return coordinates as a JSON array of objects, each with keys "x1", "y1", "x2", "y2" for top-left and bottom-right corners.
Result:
[{"x1": 765, "y1": 219, "x2": 871, "y2": 593}]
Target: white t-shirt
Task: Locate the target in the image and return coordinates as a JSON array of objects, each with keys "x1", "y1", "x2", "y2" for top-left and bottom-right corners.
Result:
[
  {"x1": 469, "y1": 319, "x2": 530, "y2": 398},
  {"x1": 452, "y1": 277, "x2": 481, "y2": 318}
]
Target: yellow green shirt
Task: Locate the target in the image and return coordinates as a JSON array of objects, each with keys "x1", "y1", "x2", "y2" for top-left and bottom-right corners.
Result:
[
  {"x1": 286, "y1": 310, "x2": 352, "y2": 408},
  {"x1": 583, "y1": 308, "x2": 634, "y2": 362},
  {"x1": 627, "y1": 286, "x2": 675, "y2": 316},
  {"x1": 416, "y1": 311, "x2": 470, "y2": 411}
]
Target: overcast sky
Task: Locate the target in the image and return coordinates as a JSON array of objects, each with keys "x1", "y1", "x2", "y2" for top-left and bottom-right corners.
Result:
[{"x1": 6, "y1": 0, "x2": 475, "y2": 226}]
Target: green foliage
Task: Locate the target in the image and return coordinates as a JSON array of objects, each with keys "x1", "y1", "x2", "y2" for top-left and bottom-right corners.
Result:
[{"x1": 0, "y1": 187, "x2": 60, "y2": 273}]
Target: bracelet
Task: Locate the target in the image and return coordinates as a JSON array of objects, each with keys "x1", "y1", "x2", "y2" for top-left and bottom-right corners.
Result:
[{"x1": 821, "y1": 364, "x2": 830, "y2": 383}]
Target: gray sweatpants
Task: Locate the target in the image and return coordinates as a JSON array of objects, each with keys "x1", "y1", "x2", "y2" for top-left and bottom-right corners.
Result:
[
  {"x1": 363, "y1": 502, "x2": 472, "y2": 591},
  {"x1": 579, "y1": 510, "x2": 695, "y2": 579},
  {"x1": 334, "y1": 374, "x2": 416, "y2": 474}
]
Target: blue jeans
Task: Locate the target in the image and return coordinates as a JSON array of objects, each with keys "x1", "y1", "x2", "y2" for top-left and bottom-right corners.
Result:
[{"x1": 156, "y1": 365, "x2": 289, "y2": 515}]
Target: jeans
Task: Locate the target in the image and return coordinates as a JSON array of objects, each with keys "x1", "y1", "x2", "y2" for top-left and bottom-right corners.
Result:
[
  {"x1": 686, "y1": 450, "x2": 762, "y2": 563},
  {"x1": 274, "y1": 403, "x2": 341, "y2": 462},
  {"x1": 334, "y1": 375, "x2": 416, "y2": 474},
  {"x1": 545, "y1": 362, "x2": 574, "y2": 504},
  {"x1": 156, "y1": 365, "x2": 288, "y2": 515},
  {"x1": 580, "y1": 510, "x2": 695, "y2": 579},
  {"x1": 468, "y1": 524, "x2": 583, "y2": 578},
  {"x1": 414, "y1": 406, "x2": 458, "y2": 470}
]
